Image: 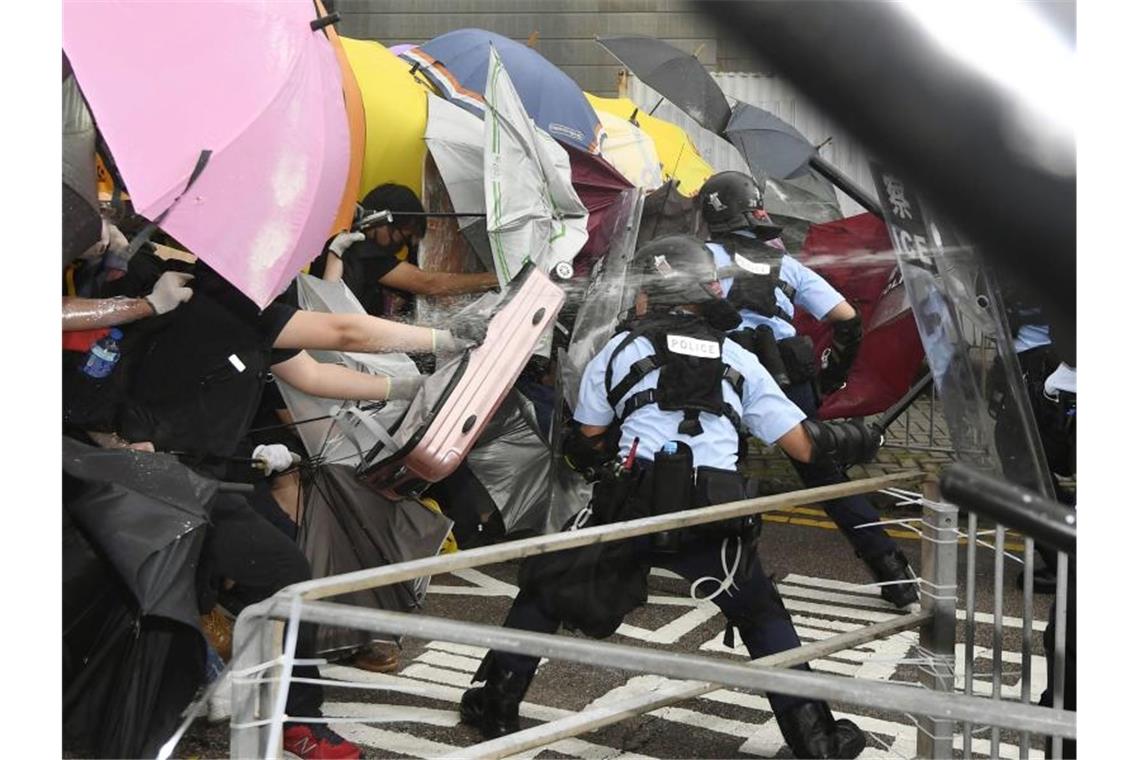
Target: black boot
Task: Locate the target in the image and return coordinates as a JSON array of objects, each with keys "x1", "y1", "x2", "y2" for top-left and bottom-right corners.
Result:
[
  {"x1": 775, "y1": 701, "x2": 866, "y2": 758},
  {"x1": 459, "y1": 657, "x2": 533, "y2": 739},
  {"x1": 864, "y1": 549, "x2": 919, "y2": 608}
]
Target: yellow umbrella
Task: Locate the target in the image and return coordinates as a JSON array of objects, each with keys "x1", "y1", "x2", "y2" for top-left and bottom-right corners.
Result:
[
  {"x1": 342, "y1": 37, "x2": 431, "y2": 200},
  {"x1": 585, "y1": 93, "x2": 713, "y2": 197},
  {"x1": 593, "y1": 109, "x2": 663, "y2": 191}
]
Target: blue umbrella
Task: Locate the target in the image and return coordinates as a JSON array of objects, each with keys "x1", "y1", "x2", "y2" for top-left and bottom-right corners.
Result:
[{"x1": 401, "y1": 29, "x2": 603, "y2": 155}]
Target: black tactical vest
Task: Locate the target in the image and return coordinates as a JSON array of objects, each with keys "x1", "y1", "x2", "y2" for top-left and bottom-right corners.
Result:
[
  {"x1": 714, "y1": 236, "x2": 796, "y2": 321},
  {"x1": 604, "y1": 312, "x2": 746, "y2": 437}
]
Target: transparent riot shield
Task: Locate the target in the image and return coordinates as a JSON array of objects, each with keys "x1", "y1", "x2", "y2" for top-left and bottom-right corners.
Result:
[
  {"x1": 559, "y1": 188, "x2": 645, "y2": 411},
  {"x1": 872, "y1": 166, "x2": 1055, "y2": 498}
]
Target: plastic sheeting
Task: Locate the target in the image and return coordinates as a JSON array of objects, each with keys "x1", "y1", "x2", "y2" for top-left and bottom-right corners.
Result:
[
  {"x1": 276, "y1": 274, "x2": 420, "y2": 468},
  {"x1": 299, "y1": 464, "x2": 451, "y2": 656},
  {"x1": 873, "y1": 166, "x2": 1054, "y2": 497},
  {"x1": 484, "y1": 46, "x2": 588, "y2": 285},
  {"x1": 414, "y1": 153, "x2": 489, "y2": 328}
]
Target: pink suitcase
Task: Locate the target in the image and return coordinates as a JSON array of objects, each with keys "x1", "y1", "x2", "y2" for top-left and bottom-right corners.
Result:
[{"x1": 359, "y1": 264, "x2": 565, "y2": 499}]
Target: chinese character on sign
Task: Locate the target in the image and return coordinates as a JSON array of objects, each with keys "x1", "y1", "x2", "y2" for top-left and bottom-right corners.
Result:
[{"x1": 883, "y1": 174, "x2": 912, "y2": 220}]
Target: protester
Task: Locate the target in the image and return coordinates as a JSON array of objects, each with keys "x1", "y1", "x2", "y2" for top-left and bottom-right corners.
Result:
[
  {"x1": 67, "y1": 253, "x2": 487, "y2": 760},
  {"x1": 698, "y1": 171, "x2": 919, "y2": 608},
  {"x1": 314, "y1": 183, "x2": 498, "y2": 317},
  {"x1": 460, "y1": 235, "x2": 879, "y2": 758}
]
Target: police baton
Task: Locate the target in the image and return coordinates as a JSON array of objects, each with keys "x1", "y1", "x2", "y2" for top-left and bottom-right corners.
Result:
[{"x1": 873, "y1": 370, "x2": 934, "y2": 434}]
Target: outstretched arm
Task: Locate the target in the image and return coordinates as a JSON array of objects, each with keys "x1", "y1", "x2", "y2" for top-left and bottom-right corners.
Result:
[
  {"x1": 272, "y1": 351, "x2": 421, "y2": 401},
  {"x1": 380, "y1": 261, "x2": 499, "y2": 297}
]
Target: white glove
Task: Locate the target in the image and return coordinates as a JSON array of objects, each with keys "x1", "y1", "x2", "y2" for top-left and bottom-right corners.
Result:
[
  {"x1": 386, "y1": 375, "x2": 424, "y2": 401},
  {"x1": 145, "y1": 271, "x2": 194, "y2": 315},
  {"x1": 252, "y1": 444, "x2": 298, "y2": 474},
  {"x1": 104, "y1": 222, "x2": 129, "y2": 256},
  {"x1": 328, "y1": 231, "x2": 365, "y2": 259}
]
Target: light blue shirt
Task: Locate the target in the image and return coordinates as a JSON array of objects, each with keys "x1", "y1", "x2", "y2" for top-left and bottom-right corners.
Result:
[
  {"x1": 1014, "y1": 324, "x2": 1051, "y2": 354},
  {"x1": 707, "y1": 236, "x2": 845, "y2": 340},
  {"x1": 574, "y1": 330, "x2": 806, "y2": 469}
]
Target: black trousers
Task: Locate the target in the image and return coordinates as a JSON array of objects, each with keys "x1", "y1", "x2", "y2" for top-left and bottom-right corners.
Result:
[
  {"x1": 783, "y1": 381, "x2": 896, "y2": 559},
  {"x1": 200, "y1": 492, "x2": 323, "y2": 718},
  {"x1": 492, "y1": 533, "x2": 811, "y2": 715}
]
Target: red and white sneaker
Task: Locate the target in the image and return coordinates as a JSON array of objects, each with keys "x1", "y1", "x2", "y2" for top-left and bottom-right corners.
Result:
[{"x1": 283, "y1": 723, "x2": 361, "y2": 759}]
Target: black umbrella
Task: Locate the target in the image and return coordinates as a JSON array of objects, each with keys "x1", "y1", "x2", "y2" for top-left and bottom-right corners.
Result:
[
  {"x1": 724, "y1": 101, "x2": 816, "y2": 181},
  {"x1": 595, "y1": 35, "x2": 731, "y2": 134},
  {"x1": 299, "y1": 464, "x2": 452, "y2": 655},
  {"x1": 63, "y1": 72, "x2": 103, "y2": 266},
  {"x1": 62, "y1": 438, "x2": 214, "y2": 758},
  {"x1": 724, "y1": 101, "x2": 883, "y2": 218}
]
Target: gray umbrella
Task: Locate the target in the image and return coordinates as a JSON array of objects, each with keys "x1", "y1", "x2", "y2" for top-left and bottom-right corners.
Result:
[
  {"x1": 63, "y1": 72, "x2": 102, "y2": 266},
  {"x1": 299, "y1": 464, "x2": 452, "y2": 655},
  {"x1": 596, "y1": 35, "x2": 731, "y2": 134},
  {"x1": 723, "y1": 101, "x2": 816, "y2": 181}
]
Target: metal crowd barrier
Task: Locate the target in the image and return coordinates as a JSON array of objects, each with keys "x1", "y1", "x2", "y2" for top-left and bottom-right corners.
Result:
[{"x1": 226, "y1": 470, "x2": 1076, "y2": 759}]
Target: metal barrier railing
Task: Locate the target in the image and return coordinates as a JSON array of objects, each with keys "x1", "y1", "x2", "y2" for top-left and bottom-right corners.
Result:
[{"x1": 221, "y1": 469, "x2": 1075, "y2": 759}]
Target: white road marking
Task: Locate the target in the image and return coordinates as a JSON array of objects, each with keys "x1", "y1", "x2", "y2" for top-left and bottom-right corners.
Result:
[
  {"x1": 427, "y1": 640, "x2": 490, "y2": 660},
  {"x1": 316, "y1": 569, "x2": 1051, "y2": 760},
  {"x1": 415, "y1": 649, "x2": 483, "y2": 673}
]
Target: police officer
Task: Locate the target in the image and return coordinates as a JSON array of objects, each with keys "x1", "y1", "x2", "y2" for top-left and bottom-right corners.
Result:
[
  {"x1": 460, "y1": 235, "x2": 881, "y2": 758},
  {"x1": 698, "y1": 171, "x2": 918, "y2": 608}
]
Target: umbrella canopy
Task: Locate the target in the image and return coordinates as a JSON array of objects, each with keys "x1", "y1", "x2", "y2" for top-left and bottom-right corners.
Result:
[
  {"x1": 586, "y1": 93, "x2": 713, "y2": 197},
  {"x1": 318, "y1": 1, "x2": 366, "y2": 233},
  {"x1": 565, "y1": 144, "x2": 635, "y2": 276},
  {"x1": 404, "y1": 28, "x2": 604, "y2": 154},
  {"x1": 299, "y1": 464, "x2": 451, "y2": 655},
  {"x1": 595, "y1": 108, "x2": 664, "y2": 190},
  {"x1": 63, "y1": 0, "x2": 350, "y2": 308},
  {"x1": 424, "y1": 93, "x2": 487, "y2": 228},
  {"x1": 724, "y1": 101, "x2": 816, "y2": 181},
  {"x1": 484, "y1": 47, "x2": 588, "y2": 284},
  {"x1": 62, "y1": 72, "x2": 102, "y2": 266},
  {"x1": 790, "y1": 213, "x2": 924, "y2": 419},
  {"x1": 389, "y1": 43, "x2": 418, "y2": 57},
  {"x1": 343, "y1": 36, "x2": 432, "y2": 200},
  {"x1": 596, "y1": 35, "x2": 731, "y2": 134},
  {"x1": 62, "y1": 439, "x2": 213, "y2": 757}
]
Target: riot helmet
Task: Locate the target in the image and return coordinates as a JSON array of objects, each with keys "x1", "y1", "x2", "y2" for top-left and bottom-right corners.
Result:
[
  {"x1": 634, "y1": 235, "x2": 720, "y2": 308},
  {"x1": 633, "y1": 234, "x2": 742, "y2": 330},
  {"x1": 698, "y1": 171, "x2": 783, "y2": 241}
]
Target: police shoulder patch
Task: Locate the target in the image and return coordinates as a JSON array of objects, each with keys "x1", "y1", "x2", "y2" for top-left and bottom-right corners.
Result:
[{"x1": 666, "y1": 334, "x2": 721, "y2": 359}]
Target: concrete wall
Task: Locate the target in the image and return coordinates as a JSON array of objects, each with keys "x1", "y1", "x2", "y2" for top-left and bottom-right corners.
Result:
[{"x1": 331, "y1": 0, "x2": 750, "y2": 96}]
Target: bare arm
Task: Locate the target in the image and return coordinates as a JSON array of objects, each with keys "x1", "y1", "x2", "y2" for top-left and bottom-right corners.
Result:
[
  {"x1": 272, "y1": 351, "x2": 398, "y2": 401},
  {"x1": 321, "y1": 252, "x2": 345, "y2": 283},
  {"x1": 273, "y1": 309, "x2": 439, "y2": 354},
  {"x1": 380, "y1": 261, "x2": 499, "y2": 297},
  {"x1": 63, "y1": 296, "x2": 154, "y2": 330},
  {"x1": 823, "y1": 300, "x2": 857, "y2": 322},
  {"x1": 775, "y1": 424, "x2": 814, "y2": 463}
]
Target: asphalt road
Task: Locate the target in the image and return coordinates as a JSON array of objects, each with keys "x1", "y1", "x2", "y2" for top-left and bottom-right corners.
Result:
[{"x1": 176, "y1": 494, "x2": 1058, "y2": 760}]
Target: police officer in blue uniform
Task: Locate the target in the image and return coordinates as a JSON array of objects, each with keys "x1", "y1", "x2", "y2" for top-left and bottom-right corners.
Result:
[
  {"x1": 697, "y1": 171, "x2": 918, "y2": 608},
  {"x1": 460, "y1": 235, "x2": 880, "y2": 758}
]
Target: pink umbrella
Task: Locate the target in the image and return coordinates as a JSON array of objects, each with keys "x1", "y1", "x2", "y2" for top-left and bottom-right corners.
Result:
[
  {"x1": 63, "y1": 1, "x2": 351, "y2": 308},
  {"x1": 388, "y1": 43, "x2": 419, "y2": 57}
]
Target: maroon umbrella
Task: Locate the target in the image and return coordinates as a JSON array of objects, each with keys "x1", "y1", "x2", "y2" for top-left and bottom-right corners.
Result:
[
  {"x1": 791, "y1": 213, "x2": 926, "y2": 419},
  {"x1": 565, "y1": 145, "x2": 634, "y2": 276}
]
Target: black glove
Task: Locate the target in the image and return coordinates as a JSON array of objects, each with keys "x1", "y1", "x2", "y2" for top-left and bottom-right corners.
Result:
[{"x1": 819, "y1": 314, "x2": 863, "y2": 395}]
